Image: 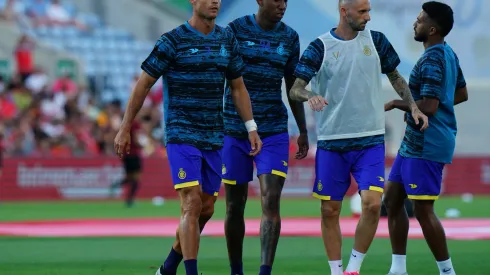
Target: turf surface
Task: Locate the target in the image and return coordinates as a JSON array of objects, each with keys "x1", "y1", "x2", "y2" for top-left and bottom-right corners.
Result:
[{"x1": 1, "y1": 197, "x2": 489, "y2": 274}]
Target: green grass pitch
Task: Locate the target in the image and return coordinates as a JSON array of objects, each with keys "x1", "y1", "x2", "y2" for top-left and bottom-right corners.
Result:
[{"x1": 1, "y1": 196, "x2": 489, "y2": 275}]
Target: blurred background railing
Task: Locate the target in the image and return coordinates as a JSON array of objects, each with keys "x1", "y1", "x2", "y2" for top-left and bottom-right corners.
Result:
[{"x1": 0, "y1": 0, "x2": 489, "y2": 201}]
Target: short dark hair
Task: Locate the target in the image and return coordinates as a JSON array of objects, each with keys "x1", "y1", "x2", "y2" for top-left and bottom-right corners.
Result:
[{"x1": 422, "y1": 1, "x2": 454, "y2": 37}]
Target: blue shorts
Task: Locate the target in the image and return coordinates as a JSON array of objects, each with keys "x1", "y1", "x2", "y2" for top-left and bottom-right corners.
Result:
[
  {"x1": 166, "y1": 144, "x2": 221, "y2": 196},
  {"x1": 221, "y1": 133, "x2": 289, "y2": 185},
  {"x1": 388, "y1": 154, "x2": 445, "y2": 200},
  {"x1": 313, "y1": 143, "x2": 385, "y2": 201}
]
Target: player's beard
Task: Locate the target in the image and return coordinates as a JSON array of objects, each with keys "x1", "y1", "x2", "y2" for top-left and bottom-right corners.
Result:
[
  {"x1": 199, "y1": 11, "x2": 217, "y2": 21},
  {"x1": 414, "y1": 29, "x2": 428, "y2": 42},
  {"x1": 346, "y1": 15, "x2": 366, "y2": 31}
]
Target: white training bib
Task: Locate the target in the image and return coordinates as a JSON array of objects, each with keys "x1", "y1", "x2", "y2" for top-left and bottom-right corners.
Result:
[{"x1": 311, "y1": 29, "x2": 385, "y2": 140}]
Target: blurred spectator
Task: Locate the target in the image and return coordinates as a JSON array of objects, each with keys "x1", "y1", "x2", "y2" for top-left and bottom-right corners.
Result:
[
  {"x1": 45, "y1": 0, "x2": 86, "y2": 30},
  {"x1": 25, "y1": 0, "x2": 48, "y2": 26},
  {"x1": 25, "y1": 66, "x2": 49, "y2": 94},
  {"x1": 52, "y1": 72, "x2": 77, "y2": 95},
  {"x1": 14, "y1": 34, "x2": 35, "y2": 82},
  {"x1": 0, "y1": 0, "x2": 26, "y2": 22}
]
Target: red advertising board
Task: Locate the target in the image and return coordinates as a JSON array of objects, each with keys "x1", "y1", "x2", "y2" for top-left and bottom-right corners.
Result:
[{"x1": 1, "y1": 156, "x2": 489, "y2": 201}]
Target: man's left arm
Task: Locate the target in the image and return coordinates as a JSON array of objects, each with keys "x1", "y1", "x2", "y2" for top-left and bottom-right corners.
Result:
[
  {"x1": 285, "y1": 33, "x2": 307, "y2": 135},
  {"x1": 373, "y1": 31, "x2": 428, "y2": 129},
  {"x1": 227, "y1": 32, "x2": 262, "y2": 155}
]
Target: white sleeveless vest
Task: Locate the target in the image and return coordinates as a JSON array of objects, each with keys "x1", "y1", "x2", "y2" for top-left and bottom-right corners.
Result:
[{"x1": 311, "y1": 29, "x2": 385, "y2": 140}]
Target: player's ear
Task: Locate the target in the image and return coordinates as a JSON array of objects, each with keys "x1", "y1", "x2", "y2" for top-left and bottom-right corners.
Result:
[
  {"x1": 256, "y1": 0, "x2": 263, "y2": 7},
  {"x1": 429, "y1": 26, "x2": 437, "y2": 36},
  {"x1": 339, "y1": 7, "x2": 348, "y2": 17}
]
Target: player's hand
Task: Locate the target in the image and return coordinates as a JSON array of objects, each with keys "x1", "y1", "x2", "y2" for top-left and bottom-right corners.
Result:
[
  {"x1": 411, "y1": 107, "x2": 429, "y2": 131},
  {"x1": 248, "y1": 130, "x2": 262, "y2": 156},
  {"x1": 384, "y1": 100, "x2": 395, "y2": 112},
  {"x1": 114, "y1": 129, "x2": 131, "y2": 159},
  {"x1": 296, "y1": 133, "x2": 309, "y2": 159},
  {"x1": 308, "y1": 95, "x2": 328, "y2": 112}
]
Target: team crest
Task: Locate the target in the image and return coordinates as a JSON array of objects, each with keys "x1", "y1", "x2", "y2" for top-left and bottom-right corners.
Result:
[
  {"x1": 276, "y1": 43, "x2": 285, "y2": 55},
  {"x1": 363, "y1": 45, "x2": 372, "y2": 56},
  {"x1": 178, "y1": 168, "x2": 187, "y2": 180},
  {"x1": 222, "y1": 164, "x2": 227, "y2": 175},
  {"x1": 219, "y1": 44, "x2": 228, "y2": 57},
  {"x1": 317, "y1": 180, "x2": 323, "y2": 191}
]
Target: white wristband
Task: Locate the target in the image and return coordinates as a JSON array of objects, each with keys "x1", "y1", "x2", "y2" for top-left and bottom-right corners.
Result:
[{"x1": 244, "y1": 120, "x2": 257, "y2": 133}]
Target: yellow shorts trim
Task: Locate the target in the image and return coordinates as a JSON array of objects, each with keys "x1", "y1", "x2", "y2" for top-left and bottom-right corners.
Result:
[
  {"x1": 213, "y1": 192, "x2": 219, "y2": 197},
  {"x1": 271, "y1": 169, "x2": 287, "y2": 178},
  {"x1": 408, "y1": 195, "x2": 439, "y2": 200},
  {"x1": 312, "y1": 192, "x2": 331, "y2": 201},
  {"x1": 221, "y1": 179, "x2": 237, "y2": 185},
  {"x1": 368, "y1": 186, "x2": 384, "y2": 193},
  {"x1": 174, "y1": 180, "x2": 199, "y2": 190}
]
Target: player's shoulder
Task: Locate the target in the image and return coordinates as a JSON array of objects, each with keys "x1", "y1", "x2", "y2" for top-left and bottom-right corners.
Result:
[
  {"x1": 421, "y1": 44, "x2": 445, "y2": 63},
  {"x1": 228, "y1": 15, "x2": 249, "y2": 29},
  {"x1": 368, "y1": 29, "x2": 389, "y2": 43},
  {"x1": 280, "y1": 22, "x2": 299, "y2": 40},
  {"x1": 159, "y1": 24, "x2": 186, "y2": 44}
]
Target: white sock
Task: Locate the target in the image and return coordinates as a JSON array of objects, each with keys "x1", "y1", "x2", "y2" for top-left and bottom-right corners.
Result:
[
  {"x1": 345, "y1": 249, "x2": 366, "y2": 272},
  {"x1": 389, "y1": 254, "x2": 407, "y2": 274},
  {"x1": 437, "y1": 258, "x2": 456, "y2": 275},
  {"x1": 328, "y1": 260, "x2": 343, "y2": 275}
]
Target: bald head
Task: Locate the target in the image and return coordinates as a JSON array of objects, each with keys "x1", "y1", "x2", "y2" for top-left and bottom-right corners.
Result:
[
  {"x1": 339, "y1": 0, "x2": 359, "y2": 8},
  {"x1": 338, "y1": 0, "x2": 371, "y2": 31}
]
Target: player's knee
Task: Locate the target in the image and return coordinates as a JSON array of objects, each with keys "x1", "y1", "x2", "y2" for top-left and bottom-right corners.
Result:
[
  {"x1": 383, "y1": 182, "x2": 407, "y2": 212},
  {"x1": 362, "y1": 194, "x2": 382, "y2": 216},
  {"x1": 180, "y1": 189, "x2": 203, "y2": 218},
  {"x1": 321, "y1": 201, "x2": 342, "y2": 219},
  {"x1": 413, "y1": 200, "x2": 435, "y2": 221},
  {"x1": 200, "y1": 198, "x2": 215, "y2": 221},
  {"x1": 383, "y1": 193, "x2": 403, "y2": 213},
  {"x1": 262, "y1": 196, "x2": 280, "y2": 220}
]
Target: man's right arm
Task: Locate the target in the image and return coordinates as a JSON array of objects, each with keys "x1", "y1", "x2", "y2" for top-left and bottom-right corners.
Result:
[
  {"x1": 120, "y1": 72, "x2": 158, "y2": 132},
  {"x1": 454, "y1": 55, "x2": 468, "y2": 105},
  {"x1": 290, "y1": 38, "x2": 324, "y2": 102},
  {"x1": 120, "y1": 35, "x2": 176, "y2": 131}
]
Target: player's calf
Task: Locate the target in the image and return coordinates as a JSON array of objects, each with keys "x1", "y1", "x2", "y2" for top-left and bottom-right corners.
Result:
[
  {"x1": 224, "y1": 184, "x2": 248, "y2": 275},
  {"x1": 161, "y1": 192, "x2": 216, "y2": 274},
  {"x1": 345, "y1": 190, "x2": 382, "y2": 273},
  {"x1": 320, "y1": 200, "x2": 343, "y2": 275},
  {"x1": 258, "y1": 174, "x2": 284, "y2": 275},
  {"x1": 383, "y1": 181, "x2": 410, "y2": 275},
  {"x1": 413, "y1": 200, "x2": 456, "y2": 275},
  {"x1": 177, "y1": 187, "x2": 202, "y2": 275}
]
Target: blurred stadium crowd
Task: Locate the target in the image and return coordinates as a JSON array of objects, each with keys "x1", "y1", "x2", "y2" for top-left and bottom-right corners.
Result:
[
  {"x1": 0, "y1": 0, "x2": 308, "y2": 158},
  {"x1": 0, "y1": 0, "x2": 170, "y2": 158}
]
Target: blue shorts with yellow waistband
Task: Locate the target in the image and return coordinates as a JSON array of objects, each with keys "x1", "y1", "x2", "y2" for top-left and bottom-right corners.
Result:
[
  {"x1": 312, "y1": 143, "x2": 385, "y2": 201},
  {"x1": 166, "y1": 143, "x2": 221, "y2": 197},
  {"x1": 388, "y1": 153, "x2": 444, "y2": 200},
  {"x1": 221, "y1": 133, "x2": 289, "y2": 185}
]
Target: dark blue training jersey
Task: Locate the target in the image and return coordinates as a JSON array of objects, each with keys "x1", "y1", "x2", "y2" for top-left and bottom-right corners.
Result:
[
  {"x1": 400, "y1": 43, "x2": 466, "y2": 164},
  {"x1": 223, "y1": 15, "x2": 300, "y2": 139},
  {"x1": 141, "y1": 22, "x2": 245, "y2": 150},
  {"x1": 294, "y1": 29, "x2": 400, "y2": 152}
]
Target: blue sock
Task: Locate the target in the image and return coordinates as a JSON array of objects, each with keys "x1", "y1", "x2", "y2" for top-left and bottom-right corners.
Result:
[
  {"x1": 259, "y1": 265, "x2": 272, "y2": 275},
  {"x1": 230, "y1": 262, "x2": 243, "y2": 275},
  {"x1": 184, "y1": 259, "x2": 198, "y2": 275},
  {"x1": 162, "y1": 248, "x2": 183, "y2": 274}
]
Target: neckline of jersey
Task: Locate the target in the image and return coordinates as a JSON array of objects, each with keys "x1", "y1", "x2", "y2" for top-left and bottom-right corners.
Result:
[
  {"x1": 184, "y1": 21, "x2": 216, "y2": 38},
  {"x1": 249, "y1": 14, "x2": 281, "y2": 33}
]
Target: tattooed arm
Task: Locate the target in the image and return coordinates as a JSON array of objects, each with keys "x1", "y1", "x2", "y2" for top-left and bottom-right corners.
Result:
[
  {"x1": 290, "y1": 78, "x2": 316, "y2": 102},
  {"x1": 290, "y1": 78, "x2": 327, "y2": 112},
  {"x1": 385, "y1": 69, "x2": 429, "y2": 130},
  {"x1": 386, "y1": 69, "x2": 418, "y2": 112}
]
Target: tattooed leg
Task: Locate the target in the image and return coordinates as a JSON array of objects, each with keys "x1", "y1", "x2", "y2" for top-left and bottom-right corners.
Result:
[{"x1": 258, "y1": 174, "x2": 285, "y2": 268}]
